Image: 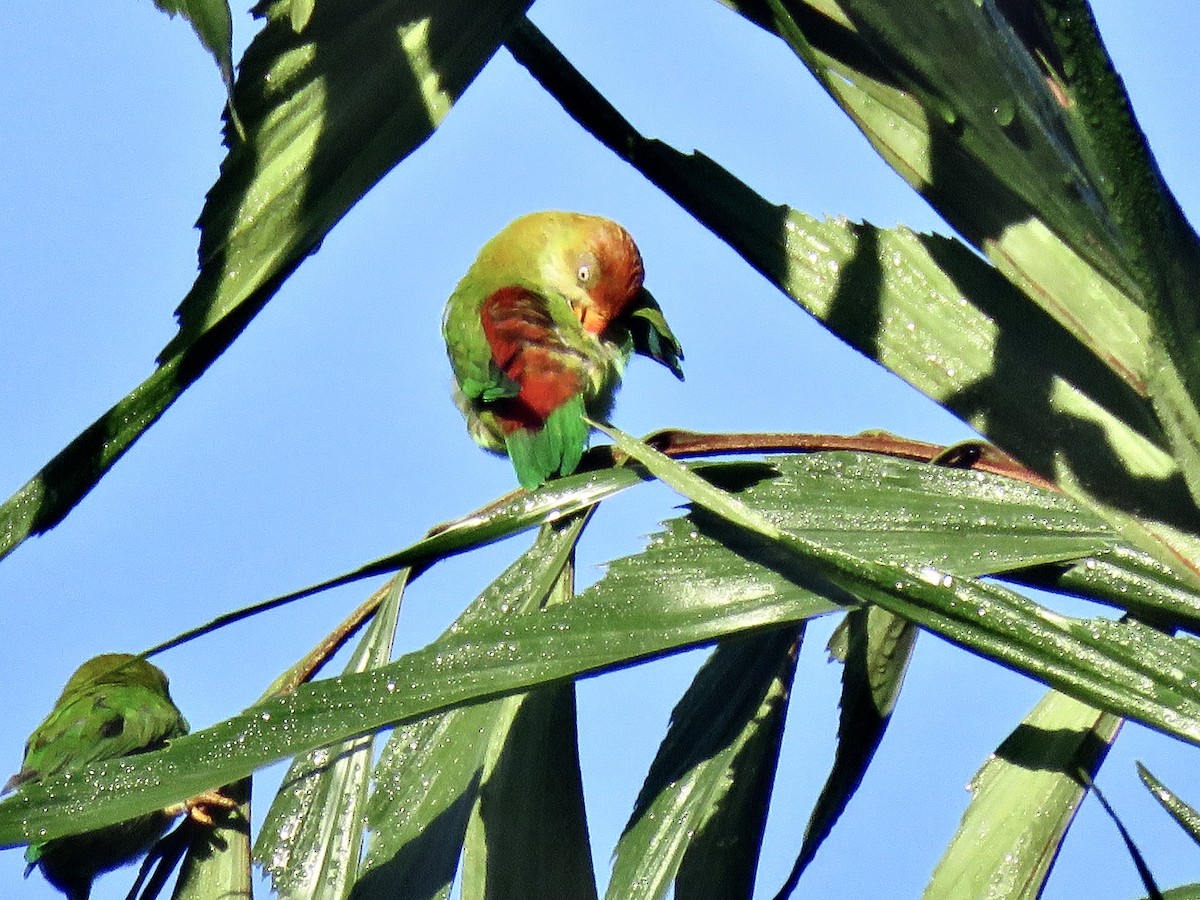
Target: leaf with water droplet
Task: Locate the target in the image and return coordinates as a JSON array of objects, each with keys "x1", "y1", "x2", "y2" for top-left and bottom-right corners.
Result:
[
  {"x1": 925, "y1": 690, "x2": 1119, "y2": 900},
  {"x1": 608, "y1": 628, "x2": 800, "y2": 900},
  {"x1": 255, "y1": 573, "x2": 407, "y2": 899},
  {"x1": 1137, "y1": 762, "x2": 1200, "y2": 846}
]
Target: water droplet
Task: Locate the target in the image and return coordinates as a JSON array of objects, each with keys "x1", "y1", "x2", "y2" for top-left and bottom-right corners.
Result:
[
  {"x1": 992, "y1": 99, "x2": 1015, "y2": 127},
  {"x1": 917, "y1": 566, "x2": 947, "y2": 586}
]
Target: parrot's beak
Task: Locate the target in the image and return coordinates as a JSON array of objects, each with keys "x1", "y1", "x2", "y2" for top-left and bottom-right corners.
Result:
[
  {"x1": 574, "y1": 299, "x2": 609, "y2": 335},
  {"x1": 581, "y1": 307, "x2": 608, "y2": 333}
]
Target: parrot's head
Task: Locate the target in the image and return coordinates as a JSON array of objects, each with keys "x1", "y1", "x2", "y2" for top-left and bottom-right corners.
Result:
[
  {"x1": 473, "y1": 211, "x2": 683, "y2": 380},
  {"x1": 56, "y1": 654, "x2": 173, "y2": 704},
  {"x1": 490, "y1": 211, "x2": 645, "y2": 338},
  {"x1": 558, "y1": 216, "x2": 646, "y2": 337}
]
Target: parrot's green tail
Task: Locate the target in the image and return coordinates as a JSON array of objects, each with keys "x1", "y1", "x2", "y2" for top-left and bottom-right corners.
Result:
[{"x1": 504, "y1": 396, "x2": 589, "y2": 490}]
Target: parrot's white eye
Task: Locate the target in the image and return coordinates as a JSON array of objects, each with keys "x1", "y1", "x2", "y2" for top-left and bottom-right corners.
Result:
[{"x1": 577, "y1": 264, "x2": 592, "y2": 284}]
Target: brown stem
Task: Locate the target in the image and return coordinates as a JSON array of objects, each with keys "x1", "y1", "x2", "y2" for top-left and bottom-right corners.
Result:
[
  {"x1": 261, "y1": 576, "x2": 404, "y2": 697},
  {"x1": 622, "y1": 428, "x2": 1060, "y2": 492}
]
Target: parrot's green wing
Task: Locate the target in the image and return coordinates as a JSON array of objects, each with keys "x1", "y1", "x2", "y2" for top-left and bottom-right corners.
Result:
[
  {"x1": 14, "y1": 684, "x2": 186, "y2": 789},
  {"x1": 460, "y1": 362, "x2": 520, "y2": 404},
  {"x1": 443, "y1": 273, "x2": 521, "y2": 404}
]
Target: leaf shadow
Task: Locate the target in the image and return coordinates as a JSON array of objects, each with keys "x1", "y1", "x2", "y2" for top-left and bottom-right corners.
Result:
[{"x1": 349, "y1": 769, "x2": 481, "y2": 900}]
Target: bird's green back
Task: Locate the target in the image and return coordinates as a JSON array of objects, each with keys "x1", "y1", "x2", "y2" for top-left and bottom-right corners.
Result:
[{"x1": 10, "y1": 654, "x2": 186, "y2": 790}]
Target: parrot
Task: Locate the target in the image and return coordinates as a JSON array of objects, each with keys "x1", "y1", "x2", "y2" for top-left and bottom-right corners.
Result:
[
  {"x1": 5, "y1": 654, "x2": 191, "y2": 900},
  {"x1": 442, "y1": 210, "x2": 683, "y2": 490}
]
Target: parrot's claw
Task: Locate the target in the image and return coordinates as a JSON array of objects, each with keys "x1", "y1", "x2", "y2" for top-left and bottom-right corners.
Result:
[{"x1": 165, "y1": 789, "x2": 239, "y2": 826}]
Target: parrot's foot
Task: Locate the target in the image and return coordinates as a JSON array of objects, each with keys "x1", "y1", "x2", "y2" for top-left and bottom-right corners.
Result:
[{"x1": 165, "y1": 789, "x2": 239, "y2": 826}]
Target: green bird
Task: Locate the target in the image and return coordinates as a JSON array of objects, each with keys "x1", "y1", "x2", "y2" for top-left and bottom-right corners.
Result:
[
  {"x1": 443, "y1": 211, "x2": 684, "y2": 489},
  {"x1": 5, "y1": 654, "x2": 189, "y2": 900}
]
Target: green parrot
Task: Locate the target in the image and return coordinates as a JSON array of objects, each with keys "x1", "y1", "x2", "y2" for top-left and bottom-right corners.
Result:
[
  {"x1": 5, "y1": 654, "x2": 189, "y2": 900},
  {"x1": 442, "y1": 210, "x2": 684, "y2": 490}
]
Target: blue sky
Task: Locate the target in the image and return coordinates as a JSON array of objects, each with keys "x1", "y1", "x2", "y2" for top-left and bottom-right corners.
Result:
[{"x1": 1, "y1": 1, "x2": 1198, "y2": 897}]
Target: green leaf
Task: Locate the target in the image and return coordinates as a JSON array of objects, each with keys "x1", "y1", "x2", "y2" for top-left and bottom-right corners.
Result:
[
  {"x1": 354, "y1": 519, "x2": 587, "y2": 900},
  {"x1": 724, "y1": 0, "x2": 1151, "y2": 384},
  {"x1": 1027, "y1": 1, "x2": 1200, "y2": 505},
  {"x1": 583, "y1": 451, "x2": 1137, "y2": 645},
  {"x1": 582, "y1": 466, "x2": 847, "y2": 629},
  {"x1": 0, "y1": 489, "x2": 839, "y2": 849},
  {"x1": 775, "y1": 606, "x2": 917, "y2": 894},
  {"x1": 591, "y1": 423, "x2": 1200, "y2": 747},
  {"x1": 353, "y1": 714, "x2": 473, "y2": 900},
  {"x1": 7, "y1": 447, "x2": 1200, "y2": 853},
  {"x1": 590, "y1": 445, "x2": 1200, "y2": 638},
  {"x1": 0, "y1": 355, "x2": 204, "y2": 566},
  {"x1": 1010, "y1": 543, "x2": 1200, "y2": 633},
  {"x1": 460, "y1": 524, "x2": 598, "y2": 900},
  {"x1": 673, "y1": 637, "x2": 793, "y2": 899},
  {"x1": 0, "y1": 1, "x2": 534, "y2": 568},
  {"x1": 593, "y1": 446, "x2": 1119, "y2": 584},
  {"x1": 923, "y1": 690, "x2": 1120, "y2": 900},
  {"x1": 1138, "y1": 763, "x2": 1200, "y2": 848},
  {"x1": 702, "y1": 452, "x2": 1116, "y2": 577},
  {"x1": 254, "y1": 573, "x2": 407, "y2": 899},
  {"x1": 289, "y1": 0, "x2": 314, "y2": 32},
  {"x1": 162, "y1": 0, "x2": 534, "y2": 358},
  {"x1": 152, "y1": 0, "x2": 239, "y2": 127},
  {"x1": 460, "y1": 686, "x2": 598, "y2": 900},
  {"x1": 143, "y1": 465, "x2": 645, "y2": 657},
  {"x1": 710, "y1": 1, "x2": 1200, "y2": 574},
  {"x1": 608, "y1": 628, "x2": 799, "y2": 900},
  {"x1": 1141, "y1": 886, "x2": 1200, "y2": 900}
]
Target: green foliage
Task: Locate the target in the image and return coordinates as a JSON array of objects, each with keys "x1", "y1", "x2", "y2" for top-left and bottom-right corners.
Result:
[
  {"x1": 924, "y1": 691, "x2": 1120, "y2": 900},
  {"x1": 152, "y1": 0, "x2": 239, "y2": 128},
  {"x1": 6, "y1": 1, "x2": 1200, "y2": 898}
]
